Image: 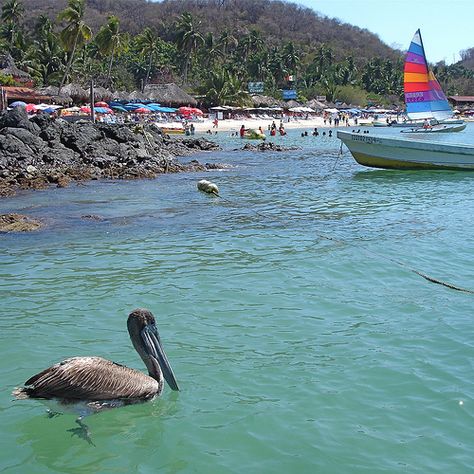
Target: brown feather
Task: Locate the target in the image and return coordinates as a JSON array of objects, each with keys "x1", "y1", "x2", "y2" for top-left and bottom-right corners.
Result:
[{"x1": 23, "y1": 356, "x2": 161, "y2": 400}]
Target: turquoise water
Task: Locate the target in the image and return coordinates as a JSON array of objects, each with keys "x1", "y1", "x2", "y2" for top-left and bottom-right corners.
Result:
[{"x1": 1, "y1": 124, "x2": 474, "y2": 473}]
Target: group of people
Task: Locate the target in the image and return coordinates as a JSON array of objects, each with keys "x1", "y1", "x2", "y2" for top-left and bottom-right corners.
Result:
[
  {"x1": 269, "y1": 120, "x2": 286, "y2": 136},
  {"x1": 301, "y1": 128, "x2": 332, "y2": 137}
]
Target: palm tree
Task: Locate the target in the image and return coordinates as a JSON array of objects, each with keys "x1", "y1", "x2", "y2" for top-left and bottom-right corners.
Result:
[
  {"x1": 239, "y1": 29, "x2": 264, "y2": 62},
  {"x1": 28, "y1": 16, "x2": 63, "y2": 85},
  {"x1": 1, "y1": 0, "x2": 24, "y2": 24},
  {"x1": 135, "y1": 27, "x2": 162, "y2": 90},
  {"x1": 57, "y1": 0, "x2": 92, "y2": 93},
  {"x1": 95, "y1": 15, "x2": 124, "y2": 85},
  {"x1": 1, "y1": 0, "x2": 25, "y2": 51},
  {"x1": 175, "y1": 12, "x2": 204, "y2": 83},
  {"x1": 202, "y1": 68, "x2": 249, "y2": 106},
  {"x1": 218, "y1": 29, "x2": 237, "y2": 56},
  {"x1": 281, "y1": 41, "x2": 300, "y2": 77}
]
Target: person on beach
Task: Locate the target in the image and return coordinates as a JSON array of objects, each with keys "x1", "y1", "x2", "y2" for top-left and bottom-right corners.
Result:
[
  {"x1": 240, "y1": 125, "x2": 246, "y2": 138},
  {"x1": 213, "y1": 118, "x2": 219, "y2": 128}
]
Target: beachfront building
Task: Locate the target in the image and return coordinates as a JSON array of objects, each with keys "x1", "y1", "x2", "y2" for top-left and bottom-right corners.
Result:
[{"x1": 448, "y1": 95, "x2": 474, "y2": 110}]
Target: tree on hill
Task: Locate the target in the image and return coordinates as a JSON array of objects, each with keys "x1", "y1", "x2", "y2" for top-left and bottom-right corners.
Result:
[{"x1": 57, "y1": 0, "x2": 92, "y2": 92}]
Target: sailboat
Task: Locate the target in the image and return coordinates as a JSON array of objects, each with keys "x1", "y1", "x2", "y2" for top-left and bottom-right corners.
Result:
[
  {"x1": 336, "y1": 30, "x2": 473, "y2": 169},
  {"x1": 398, "y1": 29, "x2": 465, "y2": 133}
]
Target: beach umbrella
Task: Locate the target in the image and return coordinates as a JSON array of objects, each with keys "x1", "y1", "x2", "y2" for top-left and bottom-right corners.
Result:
[
  {"x1": 94, "y1": 107, "x2": 114, "y2": 114},
  {"x1": 110, "y1": 105, "x2": 128, "y2": 112},
  {"x1": 134, "y1": 107, "x2": 151, "y2": 114},
  {"x1": 80, "y1": 106, "x2": 91, "y2": 113},
  {"x1": 26, "y1": 103, "x2": 37, "y2": 112},
  {"x1": 10, "y1": 101, "x2": 27, "y2": 108},
  {"x1": 191, "y1": 108, "x2": 203, "y2": 115},
  {"x1": 95, "y1": 101, "x2": 108, "y2": 107},
  {"x1": 178, "y1": 106, "x2": 193, "y2": 114},
  {"x1": 155, "y1": 106, "x2": 177, "y2": 113},
  {"x1": 124, "y1": 103, "x2": 145, "y2": 110},
  {"x1": 63, "y1": 106, "x2": 81, "y2": 112}
]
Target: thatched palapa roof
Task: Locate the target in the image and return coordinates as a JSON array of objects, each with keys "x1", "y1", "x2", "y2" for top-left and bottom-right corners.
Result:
[
  {"x1": 0, "y1": 54, "x2": 32, "y2": 82},
  {"x1": 144, "y1": 83, "x2": 197, "y2": 106},
  {"x1": 305, "y1": 99, "x2": 326, "y2": 110},
  {"x1": 93, "y1": 86, "x2": 112, "y2": 101},
  {"x1": 283, "y1": 99, "x2": 301, "y2": 109},
  {"x1": 251, "y1": 94, "x2": 282, "y2": 107}
]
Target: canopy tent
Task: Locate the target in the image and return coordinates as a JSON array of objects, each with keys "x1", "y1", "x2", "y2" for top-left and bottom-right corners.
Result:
[
  {"x1": 62, "y1": 106, "x2": 82, "y2": 113},
  {"x1": 288, "y1": 106, "x2": 315, "y2": 113},
  {"x1": 36, "y1": 103, "x2": 62, "y2": 111}
]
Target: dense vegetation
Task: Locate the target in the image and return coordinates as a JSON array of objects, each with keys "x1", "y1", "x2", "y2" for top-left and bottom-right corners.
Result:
[{"x1": 1, "y1": 0, "x2": 472, "y2": 107}]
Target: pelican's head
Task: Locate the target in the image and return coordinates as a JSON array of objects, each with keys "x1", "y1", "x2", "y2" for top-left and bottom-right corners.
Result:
[{"x1": 127, "y1": 308, "x2": 179, "y2": 391}]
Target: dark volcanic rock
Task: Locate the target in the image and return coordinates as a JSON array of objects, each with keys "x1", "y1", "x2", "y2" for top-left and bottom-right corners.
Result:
[
  {"x1": 0, "y1": 107, "x2": 40, "y2": 134},
  {"x1": 0, "y1": 108, "x2": 223, "y2": 197}
]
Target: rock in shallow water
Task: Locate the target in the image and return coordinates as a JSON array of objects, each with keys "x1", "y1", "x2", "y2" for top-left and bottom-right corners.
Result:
[{"x1": 0, "y1": 213, "x2": 42, "y2": 232}]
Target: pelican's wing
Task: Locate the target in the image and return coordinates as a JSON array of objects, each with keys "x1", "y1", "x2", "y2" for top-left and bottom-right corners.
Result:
[{"x1": 24, "y1": 356, "x2": 159, "y2": 400}]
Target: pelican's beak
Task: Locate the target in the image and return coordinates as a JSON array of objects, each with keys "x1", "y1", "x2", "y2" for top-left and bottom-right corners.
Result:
[{"x1": 141, "y1": 324, "x2": 180, "y2": 391}]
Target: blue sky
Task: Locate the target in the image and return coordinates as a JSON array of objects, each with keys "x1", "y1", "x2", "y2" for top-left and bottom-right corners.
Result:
[
  {"x1": 295, "y1": 0, "x2": 473, "y2": 64},
  {"x1": 150, "y1": 0, "x2": 472, "y2": 64}
]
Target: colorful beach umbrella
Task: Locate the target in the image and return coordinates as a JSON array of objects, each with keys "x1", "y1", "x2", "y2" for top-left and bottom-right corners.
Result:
[
  {"x1": 134, "y1": 107, "x2": 151, "y2": 114},
  {"x1": 80, "y1": 106, "x2": 91, "y2": 113},
  {"x1": 178, "y1": 106, "x2": 203, "y2": 115},
  {"x1": 26, "y1": 104, "x2": 37, "y2": 112},
  {"x1": 10, "y1": 101, "x2": 27, "y2": 108},
  {"x1": 94, "y1": 101, "x2": 109, "y2": 107},
  {"x1": 94, "y1": 107, "x2": 114, "y2": 114}
]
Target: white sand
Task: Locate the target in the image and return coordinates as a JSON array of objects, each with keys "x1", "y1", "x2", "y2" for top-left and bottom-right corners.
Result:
[{"x1": 189, "y1": 117, "x2": 336, "y2": 133}]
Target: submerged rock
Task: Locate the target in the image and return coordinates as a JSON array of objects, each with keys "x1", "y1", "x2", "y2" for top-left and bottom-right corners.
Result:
[
  {"x1": 0, "y1": 213, "x2": 42, "y2": 232},
  {"x1": 239, "y1": 142, "x2": 299, "y2": 152}
]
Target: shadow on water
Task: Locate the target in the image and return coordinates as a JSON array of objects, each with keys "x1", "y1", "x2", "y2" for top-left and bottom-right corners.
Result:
[
  {"x1": 14, "y1": 394, "x2": 179, "y2": 472},
  {"x1": 351, "y1": 168, "x2": 474, "y2": 184}
]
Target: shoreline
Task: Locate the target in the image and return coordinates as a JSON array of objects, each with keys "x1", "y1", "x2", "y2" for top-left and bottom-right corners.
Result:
[
  {"x1": 190, "y1": 117, "x2": 347, "y2": 133},
  {"x1": 0, "y1": 108, "x2": 224, "y2": 200}
]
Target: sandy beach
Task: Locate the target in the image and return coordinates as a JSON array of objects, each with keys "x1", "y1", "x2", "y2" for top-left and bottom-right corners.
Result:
[{"x1": 190, "y1": 116, "x2": 335, "y2": 133}]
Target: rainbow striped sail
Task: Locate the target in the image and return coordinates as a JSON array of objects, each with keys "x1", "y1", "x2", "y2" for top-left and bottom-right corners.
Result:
[{"x1": 404, "y1": 29, "x2": 452, "y2": 121}]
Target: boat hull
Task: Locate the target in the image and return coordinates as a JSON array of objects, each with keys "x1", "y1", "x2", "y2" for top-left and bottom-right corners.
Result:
[
  {"x1": 391, "y1": 119, "x2": 465, "y2": 127},
  {"x1": 400, "y1": 123, "x2": 466, "y2": 134},
  {"x1": 159, "y1": 127, "x2": 185, "y2": 135},
  {"x1": 337, "y1": 131, "x2": 474, "y2": 170}
]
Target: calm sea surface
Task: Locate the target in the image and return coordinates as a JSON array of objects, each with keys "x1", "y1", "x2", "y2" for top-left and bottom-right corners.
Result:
[{"x1": 1, "y1": 123, "x2": 474, "y2": 473}]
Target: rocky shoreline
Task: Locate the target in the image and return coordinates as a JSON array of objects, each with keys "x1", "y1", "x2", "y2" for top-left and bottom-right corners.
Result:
[{"x1": 0, "y1": 108, "x2": 223, "y2": 198}]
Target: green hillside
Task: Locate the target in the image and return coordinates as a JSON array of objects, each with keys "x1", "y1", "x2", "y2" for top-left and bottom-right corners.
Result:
[{"x1": 1, "y1": 0, "x2": 472, "y2": 105}]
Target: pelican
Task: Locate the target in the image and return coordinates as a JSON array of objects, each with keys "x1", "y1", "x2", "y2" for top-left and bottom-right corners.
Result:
[{"x1": 14, "y1": 308, "x2": 179, "y2": 408}]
